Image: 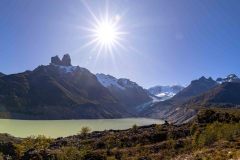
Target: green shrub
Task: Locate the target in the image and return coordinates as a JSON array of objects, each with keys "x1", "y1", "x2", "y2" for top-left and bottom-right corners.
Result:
[
  {"x1": 190, "y1": 123, "x2": 198, "y2": 135},
  {"x1": 55, "y1": 147, "x2": 82, "y2": 160},
  {"x1": 0, "y1": 153, "x2": 3, "y2": 160},
  {"x1": 79, "y1": 126, "x2": 91, "y2": 137},
  {"x1": 132, "y1": 124, "x2": 138, "y2": 133},
  {"x1": 194, "y1": 122, "x2": 240, "y2": 146},
  {"x1": 14, "y1": 135, "x2": 53, "y2": 157},
  {"x1": 154, "y1": 124, "x2": 162, "y2": 134}
]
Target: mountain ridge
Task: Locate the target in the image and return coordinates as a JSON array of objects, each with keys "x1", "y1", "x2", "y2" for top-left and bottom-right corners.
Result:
[
  {"x1": 152, "y1": 75, "x2": 240, "y2": 124},
  {"x1": 0, "y1": 54, "x2": 140, "y2": 119}
]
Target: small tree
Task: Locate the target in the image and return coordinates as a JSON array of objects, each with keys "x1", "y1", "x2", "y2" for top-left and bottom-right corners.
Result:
[
  {"x1": 79, "y1": 126, "x2": 91, "y2": 137},
  {"x1": 132, "y1": 124, "x2": 138, "y2": 133}
]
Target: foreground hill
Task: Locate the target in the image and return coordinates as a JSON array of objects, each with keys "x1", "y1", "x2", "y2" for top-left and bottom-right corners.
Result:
[
  {"x1": 0, "y1": 54, "x2": 151, "y2": 119},
  {"x1": 0, "y1": 109, "x2": 239, "y2": 160}
]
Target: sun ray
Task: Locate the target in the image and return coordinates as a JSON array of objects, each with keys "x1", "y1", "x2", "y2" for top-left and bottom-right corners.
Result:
[
  {"x1": 78, "y1": 0, "x2": 129, "y2": 68},
  {"x1": 81, "y1": 0, "x2": 101, "y2": 25}
]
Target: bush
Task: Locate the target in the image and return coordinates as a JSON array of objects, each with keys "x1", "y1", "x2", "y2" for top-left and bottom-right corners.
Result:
[
  {"x1": 14, "y1": 135, "x2": 53, "y2": 158},
  {"x1": 154, "y1": 124, "x2": 162, "y2": 134},
  {"x1": 194, "y1": 122, "x2": 240, "y2": 146},
  {"x1": 55, "y1": 147, "x2": 106, "y2": 160},
  {"x1": 55, "y1": 147, "x2": 82, "y2": 160},
  {"x1": 82, "y1": 152, "x2": 106, "y2": 160},
  {"x1": 132, "y1": 124, "x2": 138, "y2": 133},
  {"x1": 79, "y1": 126, "x2": 91, "y2": 137}
]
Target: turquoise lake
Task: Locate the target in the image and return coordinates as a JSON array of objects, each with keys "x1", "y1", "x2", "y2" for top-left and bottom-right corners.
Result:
[{"x1": 0, "y1": 118, "x2": 164, "y2": 138}]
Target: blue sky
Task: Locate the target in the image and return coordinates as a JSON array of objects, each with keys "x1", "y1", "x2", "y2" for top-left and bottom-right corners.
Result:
[{"x1": 1, "y1": 0, "x2": 240, "y2": 88}]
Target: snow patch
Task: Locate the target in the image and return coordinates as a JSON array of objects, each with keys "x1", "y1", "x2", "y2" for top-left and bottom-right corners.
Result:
[
  {"x1": 216, "y1": 74, "x2": 240, "y2": 84},
  {"x1": 96, "y1": 74, "x2": 125, "y2": 90},
  {"x1": 59, "y1": 66, "x2": 77, "y2": 73},
  {"x1": 52, "y1": 64, "x2": 78, "y2": 73},
  {"x1": 148, "y1": 85, "x2": 184, "y2": 101}
]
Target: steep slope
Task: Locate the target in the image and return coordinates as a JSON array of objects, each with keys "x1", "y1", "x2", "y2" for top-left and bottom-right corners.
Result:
[
  {"x1": 171, "y1": 77, "x2": 217, "y2": 102},
  {"x1": 0, "y1": 72, "x2": 5, "y2": 77},
  {"x1": 0, "y1": 55, "x2": 131, "y2": 119},
  {"x1": 185, "y1": 82, "x2": 240, "y2": 106},
  {"x1": 96, "y1": 73, "x2": 151, "y2": 112},
  {"x1": 166, "y1": 82, "x2": 240, "y2": 124},
  {"x1": 140, "y1": 76, "x2": 218, "y2": 118}
]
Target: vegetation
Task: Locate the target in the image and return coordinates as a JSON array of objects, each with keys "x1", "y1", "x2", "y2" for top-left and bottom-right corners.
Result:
[
  {"x1": 0, "y1": 109, "x2": 239, "y2": 159},
  {"x1": 131, "y1": 124, "x2": 138, "y2": 133},
  {"x1": 14, "y1": 135, "x2": 53, "y2": 158},
  {"x1": 193, "y1": 122, "x2": 240, "y2": 146},
  {"x1": 79, "y1": 126, "x2": 91, "y2": 137}
]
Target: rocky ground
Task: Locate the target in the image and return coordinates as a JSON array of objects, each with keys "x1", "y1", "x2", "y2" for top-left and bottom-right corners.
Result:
[{"x1": 0, "y1": 109, "x2": 239, "y2": 160}]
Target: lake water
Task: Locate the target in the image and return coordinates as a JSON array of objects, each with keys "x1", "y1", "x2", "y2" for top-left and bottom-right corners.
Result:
[{"x1": 0, "y1": 118, "x2": 163, "y2": 138}]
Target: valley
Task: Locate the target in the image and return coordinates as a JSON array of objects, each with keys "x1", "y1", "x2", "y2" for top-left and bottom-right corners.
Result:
[
  {"x1": 0, "y1": 55, "x2": 240, "y2": 160},
  {"x1": 0, "y1": 54, "x2": 240, "y2": 125},
  {"x1": 1, "y1": 0, "x2": 240, "y2": 159}
]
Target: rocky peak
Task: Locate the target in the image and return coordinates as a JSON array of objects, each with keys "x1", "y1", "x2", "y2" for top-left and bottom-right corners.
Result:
[
  {"x1": 61, "y1": 54, "x2": 71, "y2": 66},
  {"x1": 51, "y1": 54, "x2": 72, "y2": 66},
  {"x1": 51, "y1": 56, "x2": 62, "y2": 65},
  {"x1": 192, "y1": 76, "x2": 216, "y2": 84},
  {"x1": 216, "y1": 74, "x2": 240, "y2": 83}
]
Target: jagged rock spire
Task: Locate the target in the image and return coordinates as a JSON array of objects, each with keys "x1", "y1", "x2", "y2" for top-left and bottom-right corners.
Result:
[
  {"x1": 61, "y1": 54, "x2": 71, "y2": 66},
  {"x1": 51, "y1": 54, "x2": 72, "y2": 66},
  {"x1": 51, "y1": 56, "x2": 62, "y2": 65}
]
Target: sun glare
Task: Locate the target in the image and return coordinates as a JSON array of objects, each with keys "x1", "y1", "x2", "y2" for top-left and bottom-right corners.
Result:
[
  {"x1": 95, "y1": 21, "x2": 118, "y2": 45},
  {"x1": 79, "y1": 1, "x2": 127, "y2": 55}
]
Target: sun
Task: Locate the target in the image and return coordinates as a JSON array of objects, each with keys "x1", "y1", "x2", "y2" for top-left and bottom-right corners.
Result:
[
  {"x1": 96, "y1": 21, "x2": 117, "y2": 45},
  {"x1": 79, "y1": 1, "x2": 127, "y2": 54},
  {"x1": 78, "y1": 1, "x2": 128, "y2": 57},
  {"x1": 89, "y1": 15, "x2": 125, "y2": 53}
]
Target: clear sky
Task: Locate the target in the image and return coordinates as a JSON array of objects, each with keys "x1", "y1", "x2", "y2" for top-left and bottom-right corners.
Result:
[{"x1": 1, "y1": 0, "x2": 240, "y2": 88}]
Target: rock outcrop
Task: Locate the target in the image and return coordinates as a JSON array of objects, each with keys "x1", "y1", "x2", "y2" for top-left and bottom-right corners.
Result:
[
  {"x1": 61, "y1": 54, "x2": 71, "y2": 66},
  {"x1": 51, "y1": 54, "x2": 72, "y2": 66},
  {"x1": 51, "y1": 56, "x2": 62, "y2": 65}
]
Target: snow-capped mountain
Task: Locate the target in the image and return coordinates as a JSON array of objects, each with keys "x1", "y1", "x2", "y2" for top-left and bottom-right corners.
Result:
[
  {"x1": 216, "y1": 74, "x2": 240, "y2": 84},
  {"x1": 96, "y1": 73, "x2": 139, "y2": 90},
  {"x1": 96, "y1": 73, "x2": 151, "y2": 111},
  {"x1": 0, "y1": 54, "x2": 135, "y2": 119},
  {"x1": 96, "y1": 74, "x2": 125, "y2": 90},
  {"x1": 148, "y1": 85, "x2": 184, "y2": 101}
]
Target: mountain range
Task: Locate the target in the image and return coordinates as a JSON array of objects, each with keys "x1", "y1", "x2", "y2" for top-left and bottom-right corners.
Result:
[
  {"x1": 0, "y1": 54, "x2": 152, "y2": 119},
  {"x1": 0, "y1": 54, "x2": 240, "y2": 122},
  {"x1": 141, "y1": 75, "x2": 240, "y2": 123}
]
